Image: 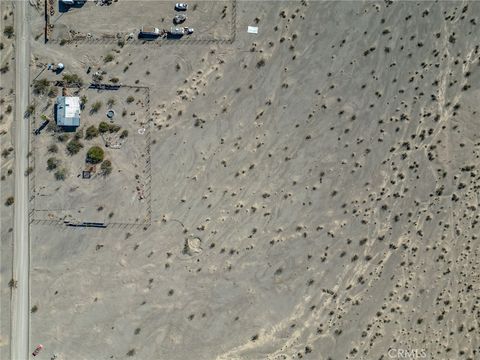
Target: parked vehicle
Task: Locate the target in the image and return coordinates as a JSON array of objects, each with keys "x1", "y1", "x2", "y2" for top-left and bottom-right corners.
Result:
[
  {"x1": 32, "y1": 344, "x2": 44, "y2": 357},
  {"x1": 173, "y1": 14, "x2": 187, "y2": 24},
  {"x1": 175, "y1": 2, "x2": 188, "y2": 11},
  {"x1": 168, "y1": 27, "x2": 194, "y2": 36},
  {"x1": 139, "y1": 26, "x2": 162, "y2": 39},
  {"x1": 34, "y1": 119, "x2": 50, "y2": 135}
]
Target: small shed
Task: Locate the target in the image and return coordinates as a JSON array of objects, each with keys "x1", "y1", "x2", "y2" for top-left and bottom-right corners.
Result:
[{"x1": 56, "y1": 96, "x2": 80, "y2": 130}]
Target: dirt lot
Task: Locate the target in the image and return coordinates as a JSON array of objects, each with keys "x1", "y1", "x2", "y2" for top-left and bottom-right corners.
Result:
[
  {"x1": 3, "y1": 1, "x2": 479, "y2": 360},
  {"x1": 32, "y1": 85, "x2": 150, "y2": 224},
  {"x1": 49, "y1": 0, "x2": 233, "y2": 42}
]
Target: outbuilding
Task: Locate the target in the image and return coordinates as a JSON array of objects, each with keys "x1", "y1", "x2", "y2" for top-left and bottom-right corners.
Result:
[{"x1": 56, "y1": 96, "x2": 80, "y2": 130}]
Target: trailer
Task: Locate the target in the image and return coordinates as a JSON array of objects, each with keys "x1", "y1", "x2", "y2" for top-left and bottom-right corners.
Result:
[
  {"x1": 139, "y1": 26, "x2": 162, "y2": 39},
  {"x1": 34, "y1": 119, "x2": 50, "y2": 135}
]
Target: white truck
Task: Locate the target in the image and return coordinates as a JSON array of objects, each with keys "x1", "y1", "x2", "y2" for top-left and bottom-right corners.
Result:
[{"x1": 169, "y1": 27, "x2": 194, "y2": 36}]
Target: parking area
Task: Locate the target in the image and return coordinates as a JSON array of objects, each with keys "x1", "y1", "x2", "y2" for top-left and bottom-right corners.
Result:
[{"x1": 48, "y1": 0, "x2": 234, "y2": 42}]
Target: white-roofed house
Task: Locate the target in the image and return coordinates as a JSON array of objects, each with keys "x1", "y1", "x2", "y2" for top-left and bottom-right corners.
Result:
[{"x1": 56, "y1": 96, "x2": 80, "y2": 130}]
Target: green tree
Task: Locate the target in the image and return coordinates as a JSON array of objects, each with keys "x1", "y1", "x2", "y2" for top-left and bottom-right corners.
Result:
[
  {"x1": 5, "y1": 196, "x2": 14, "y2": 206},
  {"x1": 120, "y1": 129, "x2": 129, "y2": 139},
  {"x1": 86, "y1": 146, "x2": 104, "y2": 164}
]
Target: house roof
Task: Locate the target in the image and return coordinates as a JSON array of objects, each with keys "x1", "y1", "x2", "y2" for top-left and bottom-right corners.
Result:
[{"x1": 56, "y1": 96, "x2": 80, "y2": 127}]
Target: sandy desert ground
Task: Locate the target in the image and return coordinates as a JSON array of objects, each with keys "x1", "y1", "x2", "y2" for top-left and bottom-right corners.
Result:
[{"x1": 1, "y1": 1, "x2": 480, "y2": 359}]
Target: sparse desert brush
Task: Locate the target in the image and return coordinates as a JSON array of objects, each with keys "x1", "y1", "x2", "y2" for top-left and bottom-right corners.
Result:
[
  {"x1": 33, "y1": 78, "x2": 50, "y2": 95},
  {"x1": 62, "y1": 73, "x2": 83, "y2": 85},
  {"x1": 101, "y1": 160, "x2": 112, "y2": 176},
  {"x1": 126, "y1": 349, "x2": 135, "y2": 356},
  {"x1": 85, "y1": 125, "x2": 99, "y2": 139},
  {"x1": 126, "y1": 96, "x2": 135, "y2": 103},
  {"x1": 54, "y1": 168, "x2": 66, "y2": 180},
  {"x1": 104, "y1": 53, "x2": 114, "y2": 63},
  {"x1": 57, "y1": 134, "x2": 69, "y2": 143},
  {"x1": 3, "y1": 25, "x2": 14, "y2": 38},
  {"x1": 98, "y1": 122, "x2": 110, "y2": 133},
  {"x1": 5, "y1": 196, "x2": 14, "y2": 206},
  {"x1": 66, "y1": 139, "x2": 83, "y2": 155},
  {"x1": 90, "y1": 101, "x2": 102, "y2": 113},
  {"x1": 47, "y1": 157, "x2": 60, "y2": 170}
]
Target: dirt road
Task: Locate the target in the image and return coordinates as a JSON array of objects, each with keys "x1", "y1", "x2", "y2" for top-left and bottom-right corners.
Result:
[{"x1": 11, "y1": 0, "x2": 31, "y2": 359}]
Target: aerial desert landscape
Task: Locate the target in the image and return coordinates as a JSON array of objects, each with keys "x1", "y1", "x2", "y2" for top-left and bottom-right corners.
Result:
[{"x1": 1, "y1": 1, "x2": 480, "y2": 359}]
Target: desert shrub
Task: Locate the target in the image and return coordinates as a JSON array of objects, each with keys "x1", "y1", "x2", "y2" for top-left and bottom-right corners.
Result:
[
  {"x1": 47, "y1": 86, "x2": 58, "y2": 98},
  {"x1": 48, "y1": 144, "x2": 58, "y2": 153},
  {"x1": 120, "y1": 129, "x2": 128, "y2": 138},
  {"x1": 47, "y1": 157, "x2": 60, "y2": 170},
  {"x1": 104, "y1": 53, "x2": 114, "y2": 63},
  {"x1": 26, "y1": 104, "x2": 35, "y2": 117},
  {"x1": 6, "y1": 104, "x2": 12, "y2": 113},
  {"x1": 31, "y1": 305, "x2": 38, "y2": 313},
  {"x1": 74, "y1": 128, "x2": 84, "y2": 140},
  {"x1": 110, "y1": 77, "x2": 119, "y2": 83},
  {"x1": 101, "y1": 160, "x2": 112, "y2": 175},
  {"x1": 33, "y1": 79, "x2": 50, "y2": 95},
  {"x1": 3, "y1": 25, "x2": 14, "y2": 38},
  {"x1": 57, "y1": 134, "x2": 69, "y2": 142},
  {"x1": 86, "y1": 146, "x2": 104, "y2": 164},
  {"x1": 62, "y1": 73, "x2": 83, "y2": 85},
  {"x1": 66, "y1": 139, "x2": 83, "y2": 155},
  {"x1": 256, "y1": 59, "x2": 266, "y2": 68},
  {"x1": 85, "y1": 125, "x2": 98, "y2": 139},
  {"x1": 24, "y1": 167, "x2": 34, "y2": 176},
  {"x1": 126, "y1": 96, "x2": 134, "y2": 103},
  {"x1": 54, "y1": 168, "x2": 66, "y2": 180},
  {"x1": 80, "y1": 95, "x2": 88, "y2": 107},
  {"x1": 126, "y1": 349, "x2": 135, "y2": 357},
  {"x1": 5, "y1": 196, "x2": 14, "y2": 206},
  {"x1": 0, "y1": 63, "x2": 9, "y2": 73},
  {"x1": 109, "y1": 124, "x2": 121, "y2": 133},
  {"x1": 91, "y1": 101, "x2": 102, "y2": 113},
  {"x1": 98, "y1": 121, "x2": 110, "y2": 133},
  {"x1": 107, "y1": 98, "x2": 115, "y2": 107}
]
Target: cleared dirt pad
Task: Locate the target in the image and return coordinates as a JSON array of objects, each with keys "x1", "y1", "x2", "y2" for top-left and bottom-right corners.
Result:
[
  {"x1": 32, "y1": 86, "x2": 150, "y2": 224},
  {"x1": 49, "y1": 0, "x2": 233, "y2": 42}
]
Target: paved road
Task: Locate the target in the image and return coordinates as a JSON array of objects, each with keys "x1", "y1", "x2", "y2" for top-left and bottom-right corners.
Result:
[{"x1": 12, "y1": 0, "x2": 31, "y2": 359}]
